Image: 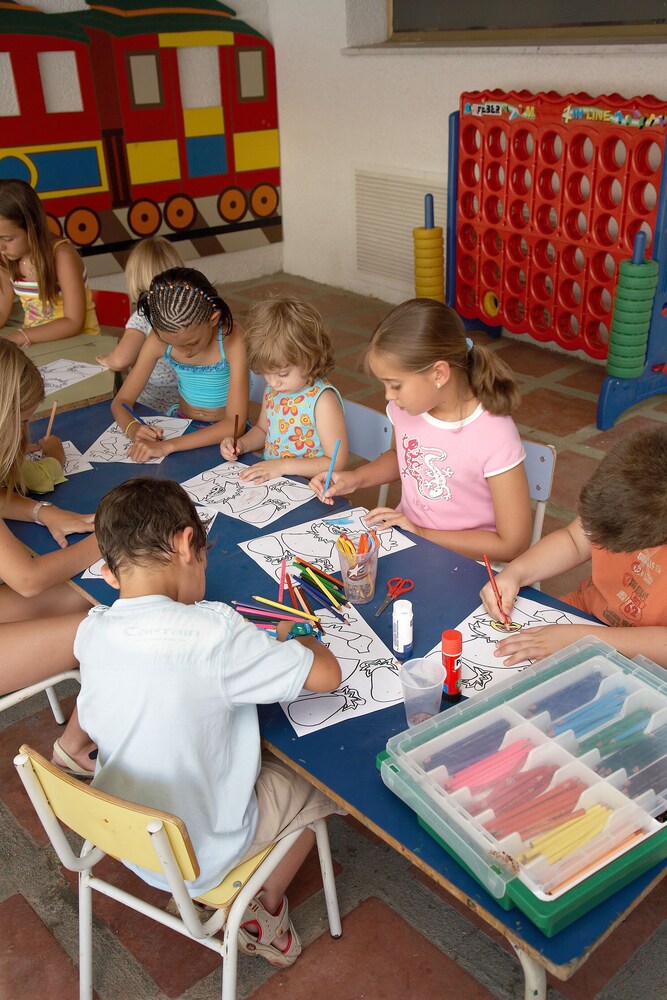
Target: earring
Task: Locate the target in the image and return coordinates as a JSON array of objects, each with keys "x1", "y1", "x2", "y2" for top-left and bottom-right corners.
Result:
[{"x1": 435, "y1": 382, "x2": 442, "y2": 389}]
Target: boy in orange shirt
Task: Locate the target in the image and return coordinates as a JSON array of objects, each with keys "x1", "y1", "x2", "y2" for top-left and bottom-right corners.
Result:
[{"x1": 480, "y1": 427, "x2": 667, "y2": 667}]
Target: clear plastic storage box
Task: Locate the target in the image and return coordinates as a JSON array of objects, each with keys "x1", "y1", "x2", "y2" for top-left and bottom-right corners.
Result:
[{"x1": 380, "y1": 637, "x2": 667, "y2": 935}]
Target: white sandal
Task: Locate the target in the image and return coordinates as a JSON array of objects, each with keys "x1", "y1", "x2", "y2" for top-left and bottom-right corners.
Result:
[
  {"x1": 51, "y1": 739, "x2": 94, "y2": 779},
  {"x1": 238, "y1": 894, "x2": 302, "y2": 967}
]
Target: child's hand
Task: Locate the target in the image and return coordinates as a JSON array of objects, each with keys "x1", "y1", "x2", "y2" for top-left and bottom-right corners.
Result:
[
  {"x1": 492, "y1": 624, "x2": 591, "y2": 666},
  {"x1": 364, "y1": 507, "x2": 420, "y2": 535},
  {"x1": 134, "y1": 423, "x2": 163, "y2": 442},
  {"x1": 480, "y1": 573, "x2": 520, "y2": 623},
  {"x1": 25, "y1": 441, "x2": 41, "y2": 454},
  {"x1": 38, "y1": 433, "x2": 66, "y2": 466},
  {"x1": 309, "y1": 469, "x2": 358, "y2": 504},
  {"x1": 128, "y1": 438, "x2": 172, "y2": 463},
  {"x1": 240, "y1": 460, "x2": 281, "y2": 484},
  {"x1": 95, "y1": 353, "x2": 111, "y2": 369},
  {"x1": 220, "y1": 436, "x2": 243, "y2": 461},
  {"x1": 39, "y1": 506, "x2": 95, "y2": 548}
]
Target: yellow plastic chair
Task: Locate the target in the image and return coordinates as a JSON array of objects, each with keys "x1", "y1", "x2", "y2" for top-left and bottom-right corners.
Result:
[
  {"x1": 1, "y1": 669, "x2": 80, "y2": 724},
  {"x1": 14, "y1": 745, "x2": 342, "y2": 1000}
]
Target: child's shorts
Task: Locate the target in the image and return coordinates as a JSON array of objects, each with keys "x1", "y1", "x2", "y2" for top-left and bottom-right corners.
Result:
[{"x1": 240, "y1": 751, "x2": 342, "y2": 860}]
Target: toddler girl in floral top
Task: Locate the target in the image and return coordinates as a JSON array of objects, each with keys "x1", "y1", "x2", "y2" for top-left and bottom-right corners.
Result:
[{"x1": 220, "y1": 297, "x2": 347, "y2": 483}]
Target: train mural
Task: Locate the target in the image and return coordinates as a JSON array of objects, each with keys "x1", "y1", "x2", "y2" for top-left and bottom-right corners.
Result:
[{"x1": 1, "y1": 0, "x2": 281, "y2": 273}]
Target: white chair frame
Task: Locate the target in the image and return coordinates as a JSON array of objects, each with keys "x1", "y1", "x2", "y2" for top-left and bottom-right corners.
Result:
[
  {"x1": 1, "y1": 669, "x2": 80, "y2": 724},
  {"x1": 14, "y1": 746, "x2": 341, "y2": 1000}
]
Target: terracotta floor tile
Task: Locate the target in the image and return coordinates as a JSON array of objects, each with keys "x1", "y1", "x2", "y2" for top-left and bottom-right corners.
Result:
[
  {"x1": 329, "y1": 324, "x2": 373, "y2": 353},
  {"x1": 0, "y1": 894, "x2": 89, "y2": 1000},
  {"x1": 248, "y1": 896, "x2": 496, "y2": 999},
  {"x1": 494, "y1": 340, "x2": 571, "y2": 377},
  {"x1": 584, "y1": 415, "x2": 666, "y2": 452},
  {"x1": 549, "y1": 451, "x2": 601, "y2": 511},
  {"x1": 556, "y1": 365, "x2": 607, "y2": 395},
  {"x1": 515, "y1": 390, "x2": 598, "y2": 437},
  {"x1": 244, "y1": 279, "x2": 316, "y2": 301},
  {"x1": 334, "y1": 368, "x2": 375, "y2": 398}
]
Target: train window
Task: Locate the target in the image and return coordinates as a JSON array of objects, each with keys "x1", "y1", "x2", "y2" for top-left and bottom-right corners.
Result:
[
  {"x1": 38, "y1": 51, "x2": 83, "y2": 113},
  {"x1": 177, "y1": 46, "x2": 220, "y2": 108},
  {"x1": 0, "y1": 52, "x2": 20, "y2": 116},
  {"x1": 126, "y1": 52, "x2": 164, "y2": 109},
  {"x1": 236, "y1": 48, "x2": 267, "y2": 101}
]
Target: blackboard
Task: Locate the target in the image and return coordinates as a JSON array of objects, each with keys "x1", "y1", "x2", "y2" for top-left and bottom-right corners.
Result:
[{"x1": 391, "y1": 0, "x2": 667, "y2": 44}]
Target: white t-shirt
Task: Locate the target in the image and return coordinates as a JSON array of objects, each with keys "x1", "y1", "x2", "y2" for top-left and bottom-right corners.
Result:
[
  {"x1": 127, "y1": 309, "x2": 179, "y2": 413},
  {"x1": 388, "y1": 401, "x2": 525, "y2": 532},
  {"x1": 76, "y1": 596, "x2": 313, "y2": 895}
]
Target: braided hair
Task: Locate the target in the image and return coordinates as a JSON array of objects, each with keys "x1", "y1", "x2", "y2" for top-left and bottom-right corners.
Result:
[{"x1": 137, "y1": 267, "x2": 233, "y2": 336}]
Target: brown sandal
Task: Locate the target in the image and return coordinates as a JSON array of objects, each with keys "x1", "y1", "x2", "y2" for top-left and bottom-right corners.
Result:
[{"x1": 238, "y1": 894, "x2": 302, "y2": 967}]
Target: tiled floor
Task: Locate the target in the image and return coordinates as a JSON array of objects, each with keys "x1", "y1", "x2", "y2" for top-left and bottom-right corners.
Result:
[{"x1": 2, "y1": 273, "x2": 667, "y2": 1000}]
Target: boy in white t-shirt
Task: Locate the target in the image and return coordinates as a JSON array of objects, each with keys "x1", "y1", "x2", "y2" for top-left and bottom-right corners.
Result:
[{"x1": 75, "y1": 477, "x2": 341, "y2": 968}]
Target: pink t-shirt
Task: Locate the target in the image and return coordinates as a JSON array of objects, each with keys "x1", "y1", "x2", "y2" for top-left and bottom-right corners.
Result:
[{"x1": 388, "y1": 401, "x2": 525, "y2": 532}]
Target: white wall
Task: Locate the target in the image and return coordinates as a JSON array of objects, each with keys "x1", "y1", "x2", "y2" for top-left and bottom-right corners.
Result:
[{"x1": 266, "y1": 0, "x2": 667, "y2": 301}]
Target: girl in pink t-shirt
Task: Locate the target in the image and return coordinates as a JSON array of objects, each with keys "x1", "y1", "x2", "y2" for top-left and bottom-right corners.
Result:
[{"x1": 310, "y1": 298, "x2": 532, "y2": 563}]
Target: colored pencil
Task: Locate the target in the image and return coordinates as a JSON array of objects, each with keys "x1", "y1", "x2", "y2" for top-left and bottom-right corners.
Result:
[
  {"x1": 323, "y1": 438, "x2": 341, "y2": 494},
  {"x1": 294, "y1": 576, "x2": 348, "y2": 623},
  {"x1": 302, "y1": 565, "x2": 342, "y2": 607},
  {"x1": 252, "y1": 595, "x2": 319, "y2": 621},
  {"x1": 286, "y1": 574, "x2": 299, "y2": 610},
  {"x1": 231, "y1": 603, "x2": 308, "y2": 623},
  {"x1": 278, "y1": 558, "x2": 286, "y2": 603},
  {"x1": 483, "y1": 554, "x2": 510, "y2": 629},
  {"x1": 294, "y1": 587, "x2": 325, "y2": 634},
  {"x1": 45, "y1": 400, "x2": 58, "y2": 439},
  {"x1": 121, "y1": 400, "x2": 147, "y2": 425},
  {"x1": 232, "y1": 413, "x2": 240, "y2": 450},
  {"x1": 292, "y1": 556, "x2": 343, "y2": 588}
]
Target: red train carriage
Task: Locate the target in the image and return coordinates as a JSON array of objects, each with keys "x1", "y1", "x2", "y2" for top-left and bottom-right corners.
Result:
[{"x1": 0, "y1": 0, "x2": 281, "y2": 264}]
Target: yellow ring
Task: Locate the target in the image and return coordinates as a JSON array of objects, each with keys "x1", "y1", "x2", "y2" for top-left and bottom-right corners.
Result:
[{"x1": 483, "y1": 291, "x2": 501, "y2": 318}]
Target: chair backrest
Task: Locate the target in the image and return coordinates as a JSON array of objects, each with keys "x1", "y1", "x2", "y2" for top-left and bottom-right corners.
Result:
[
  {"x1": 344, "y1": 399, "x2": 393, "y2": 506},
  {"x1": 522, "y1": 439, "x2": 557, "y2": 547},
  {"x1": 91, "y1": 289, "x2": 130, "y2": 328},
  {"x1": 15, "y1": 745, "x2": 199, "y2": 880},
  {"x1": 249, "y1": 370, "x2": 266, "y2": 404}
]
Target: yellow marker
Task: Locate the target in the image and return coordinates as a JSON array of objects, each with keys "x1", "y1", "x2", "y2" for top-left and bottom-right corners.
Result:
[{"x1": 252, "y1": 595, "x2": 318, "y2": 622}]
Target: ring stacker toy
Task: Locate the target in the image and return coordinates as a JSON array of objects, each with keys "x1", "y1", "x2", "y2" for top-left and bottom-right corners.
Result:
[{"x1": 375, "y1": 576, "x2": 414, "y2": 617}]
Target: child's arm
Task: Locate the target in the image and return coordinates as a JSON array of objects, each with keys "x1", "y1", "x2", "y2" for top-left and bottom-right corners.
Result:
[
  {"x1": 220, "y1": 420, "x2": 267, "y2": 461},
  {"x1": 96, "y1": 327, "x2": 145, "y2": 371},
  {"x1": 2, "y1": 489, "x2": 96, "y2": 547},
  {"x1": 309, "y1": 448, "x2": 401, "y2": 504},
  {"x1": 492, "y1": 622, "x2": 667, "y2": 669},
  {"x1": 128, "y1": 326, "x2": 250, "y2": 461},
  {"x1": 364, "y1": 463, "x2": 532, "y2": 562},
  {"x1": 8, "y1": 243, "x2": 88, "y2": 343},
  {"x1": 480, "y1": 517, "x2": 592, "y2": 620},
  {"x1": 111, "y1": 334, "x2": 165, "y2": 444},
  {"x1": 0, "y1": 515, "x2": 100, "y2": 597},
  {"x1": 0, "y1": 268, "x2": 15, "y2": 328},
  {"x1": 275, "y1": 621, "x2": 342, "y2": 691},
  {"x1": 240, "y1": 389, "x2": 349, "y2": 484},
  {"x1": 38, "y1": 433, "x2": 66, "y2": 467}
]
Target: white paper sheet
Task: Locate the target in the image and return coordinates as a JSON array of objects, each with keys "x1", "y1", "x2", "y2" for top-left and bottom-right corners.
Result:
[
  {"x1": 180, "y1": 460, "x2": 314, "y2": 526},
  {"x1": 81, "y1": 416, "x2": 190, "y2": 465},
  {"x1": 39, "y1": 358, "x2": 105, "y2": 396},
  {"x1": 238, "y1": 506, "x2": 415, "y2": 583},
  {"x1": 422, "y1": 595, "x2": 602, "y2": 697}
]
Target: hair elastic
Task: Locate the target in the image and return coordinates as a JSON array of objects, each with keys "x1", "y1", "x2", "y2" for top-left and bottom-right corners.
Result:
[{"x1": 466, "y1": 337, "x2": 474, "y2": 352}]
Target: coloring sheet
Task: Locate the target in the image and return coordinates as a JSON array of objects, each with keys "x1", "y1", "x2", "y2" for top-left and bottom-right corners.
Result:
[
  {"x1": 25, "y1": 441, "x2": 92, "y2": 476},
  {"x1": 39, "y1": 359, "x2": 105, "y2": 396},
  {"x1": 81, "y1": 417, "x2": 190, "y2": 465},
  {"x1": 82, "y1": 509, "x2": 217, "y2": 580},
  {"x1": 180, "y1": 461, "x2": 314, "y2": 527},
  {"x1": 423, "y1": 595, "x2": 602, "y2": 696},
  {"x1": 280, "y1": 604, "x2": 402, "y2": 736},
  {"x1": 238, "y1": 506, "x2": 415, "y2": 583}
]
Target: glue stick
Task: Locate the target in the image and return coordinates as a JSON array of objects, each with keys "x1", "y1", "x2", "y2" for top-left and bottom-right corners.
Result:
[
  {"x1": 392, "y1": 599, "x2": 413, "y2": 660},
  {"x1": 442, "y1": 629, "x2": 462, "y2": 703}
]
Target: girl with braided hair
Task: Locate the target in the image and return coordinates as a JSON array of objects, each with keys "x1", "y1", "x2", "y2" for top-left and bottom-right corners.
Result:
[{"x1": 111, "y1": 267, "x2": 248, "y2": 462}]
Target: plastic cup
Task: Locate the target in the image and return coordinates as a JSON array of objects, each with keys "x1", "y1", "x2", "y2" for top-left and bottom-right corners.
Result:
[
  {"x1": 400, "y1": 658, "x2": 445, "y2": 728},
  {"x1": 336, "y1": 533, "x2": 379, "y2": 605}
]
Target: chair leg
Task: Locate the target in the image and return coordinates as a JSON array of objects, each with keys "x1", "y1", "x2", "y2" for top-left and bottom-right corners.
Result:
[
  {"x1": 45, "y1": 686, "x2": 66, "y2": 725},
  {"x1": 221, "y1": 925, "x2": 238, "y2": 1000},
  {"x1": 78, "y1": 870, "x2": 94, "y2": 1000},
  {"x1": 312, "y1": 820, "x2": 342, "y2": 938}
]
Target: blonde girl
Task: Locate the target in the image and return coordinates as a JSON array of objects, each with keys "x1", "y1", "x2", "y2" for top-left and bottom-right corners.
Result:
[
  {"x1": 0, "y1": 340, "x2": 100, "y2": 774},
  {"x1": 111, "y1": 267, "x2": 248, "y2": 461},
  {"x1": 0, "y1": 178, "x2": 99, "y2": 345},
  {"x1": 96, "y1": 236, "x2": 182, "y2": 412},
  {"x1": 220, "y1": 297, "x2": 347, "y2": 483},
  {"x1": 310, "y1": 298, "x2": 532, "y2": 564}
]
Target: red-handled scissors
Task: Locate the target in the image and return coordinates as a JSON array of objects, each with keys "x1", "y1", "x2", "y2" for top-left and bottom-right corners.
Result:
[{"x1": 375, "y1": 576, "x2": 414, "y2": 617}]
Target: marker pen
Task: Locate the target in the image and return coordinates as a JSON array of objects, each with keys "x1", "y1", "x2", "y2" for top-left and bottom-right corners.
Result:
[{"x1": 442, "y1": 629, "x2": 462, "y2": 703}]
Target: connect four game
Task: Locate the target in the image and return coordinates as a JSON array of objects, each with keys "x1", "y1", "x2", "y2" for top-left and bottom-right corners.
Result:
[{"x1": 446, "y1": 89, "x2": 667, "y2": 363}]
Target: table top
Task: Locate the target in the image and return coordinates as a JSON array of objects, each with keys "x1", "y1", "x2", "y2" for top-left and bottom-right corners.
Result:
[
  {"x1": 17, "y1": 399, "x2": 667, "y2": 978},
  {"x1": 27, "y1": 334, "x2": 119, "y2": 416}
]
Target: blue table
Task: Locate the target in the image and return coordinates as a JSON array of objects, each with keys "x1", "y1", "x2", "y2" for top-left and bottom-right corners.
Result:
[{"x1": 16, "y1": 401, "x2": 667, "y2": 999}]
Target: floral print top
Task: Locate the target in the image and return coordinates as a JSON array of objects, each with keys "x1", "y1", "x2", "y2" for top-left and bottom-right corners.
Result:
[{"x1": 263, "y1": 379, "x2": 343, "y2": 459}]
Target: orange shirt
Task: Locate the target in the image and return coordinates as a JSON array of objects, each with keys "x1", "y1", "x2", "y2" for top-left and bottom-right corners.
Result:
[{"x1": 561, "y1": 545, "x2": 667, "y2": 628}]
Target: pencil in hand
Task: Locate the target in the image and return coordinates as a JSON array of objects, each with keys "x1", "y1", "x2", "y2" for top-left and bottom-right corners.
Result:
[
  {"x1": 45, "y1": 400, "x2": 58, "y2": 439},
  {"x1": 232, "y1": 413, "x2": 240, "y2": 455},
  {"x1": 483, "y1": 555, "x2": 511, "y2": 630}
]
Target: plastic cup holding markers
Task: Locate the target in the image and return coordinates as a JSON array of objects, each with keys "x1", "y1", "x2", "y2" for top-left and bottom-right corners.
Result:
[
  {"x1": 400, "y1": 658, "x2": 445, "y2": 728},
  {"x1": 336, "y1": 532, "x2": 378, "y2": 605}
]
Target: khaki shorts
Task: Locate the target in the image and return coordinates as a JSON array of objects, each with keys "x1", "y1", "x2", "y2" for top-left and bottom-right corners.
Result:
[{"x1": 241, "y1": 751, "x2": 340, "y2": 860}]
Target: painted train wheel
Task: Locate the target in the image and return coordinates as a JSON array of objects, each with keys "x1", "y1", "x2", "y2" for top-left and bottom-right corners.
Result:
[
  {"x1": 217, "y1": 187, "x2": 248, "y2": 223},
  {"x1": 64, "y1": 207, "x2": 101, "y2": 247},
  {"x1": 250, "y1": 182, "x2": 279, "y2": 218},
  {"x1": 46, "y1": 214, "x2": 62, "y2": 238},
  {"x1": 128, "y1": 199, "x2": 162, "y2": 237},
  {"x1": 165, "y1": 193, "x2": 196, "y2": 231}
]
